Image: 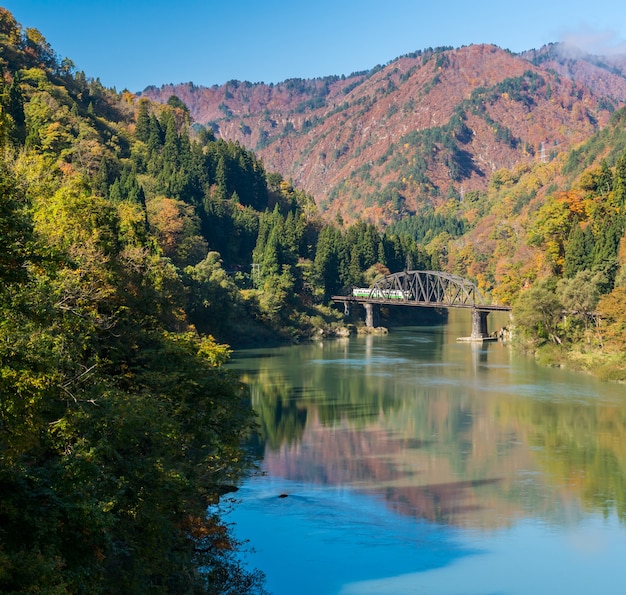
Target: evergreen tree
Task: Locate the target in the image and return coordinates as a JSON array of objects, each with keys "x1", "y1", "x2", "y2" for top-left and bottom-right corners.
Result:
[
  {"x1": 135, "y1": 99, "x2": 151, "y2": 143},
  {"x1": 592, "y1": 216, "x2": 624, "y2": 292},
  {"x1": 6, "y1": 76, "x2": 26, "y2": 146},
  {"x1": 213, "y1": 155, "x2": 229, "y2": 201},
  {"x1": 564, "y1": 223, "x2": 593, "y2": 277},
  {"x1": 614, "y1": 151, "x2": 626, "y2": 206},
  {"x1": 314, "y1": 225, "x2": 342, "y2": 298},
  {"x1": 0, "y1": 161, "x2": 32, "y2": 283}
]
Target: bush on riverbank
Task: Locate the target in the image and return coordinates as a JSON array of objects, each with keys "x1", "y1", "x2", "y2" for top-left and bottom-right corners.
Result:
[{"x1": 519, "y1": 340, "x2": 626, "y2": 383}]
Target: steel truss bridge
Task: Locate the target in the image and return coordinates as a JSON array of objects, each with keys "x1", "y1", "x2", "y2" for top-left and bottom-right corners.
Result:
[{"x1": 332, "y1": 270, "x2": 511, "y2": 339}]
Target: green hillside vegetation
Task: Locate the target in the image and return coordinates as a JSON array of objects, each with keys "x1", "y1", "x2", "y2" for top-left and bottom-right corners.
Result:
[
  {"x1": 0, "y1": 10, "x2": 271, "y2": 593},
  {"x1": 0, "y1": 9, "x2": 437, "y2": 592},
  {"x1": 2, "y1": 6, "x2": 626, "y2": 591}
]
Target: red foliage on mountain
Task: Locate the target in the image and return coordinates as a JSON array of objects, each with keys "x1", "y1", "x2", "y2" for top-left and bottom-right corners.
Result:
[{"x1": 142, "y1": 43, "x2": 626, "y2": 225}]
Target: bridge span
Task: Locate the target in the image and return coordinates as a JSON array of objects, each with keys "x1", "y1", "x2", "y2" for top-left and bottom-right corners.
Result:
[{"x1": 331, "y1": 270, "x2": 511, "y2": 340}]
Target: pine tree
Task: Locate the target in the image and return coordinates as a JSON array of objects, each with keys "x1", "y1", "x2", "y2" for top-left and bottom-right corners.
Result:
[
  {"x1": 614, "y1": 151, "x2": 626, "y2": 206},
  {"x1": 314, "y1": 226, "x2": 341, "y2": 298},
  {"x1": 592, "y1": 216, "x2": 624, "y2": 292},
  {"x1": 6, "y1": 76, "x2": 25, "y2": 146},
  {"x1": 135, "y1": 99, "x2": 151, "y2": 143},
  {"x1": 213, "y1": 155, "x2": 229, "y2": 201},
  {"x1": 564, "y1": 223, "x2": 593, "y2": 277}
]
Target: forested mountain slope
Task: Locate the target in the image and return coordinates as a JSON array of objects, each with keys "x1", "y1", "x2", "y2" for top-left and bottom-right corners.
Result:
[
  {"x1": 0, "y1": 12, "x2": 449, "y2": 590},
  {"x1": 521, "y1": 42, "x2": 626, "y2": 101},
  {"x1": 1, "y1": 7, "x2": 626, "y2": 594},
  {"x1": 143, "y1": 44, "x2": 626, "y2": 224}
]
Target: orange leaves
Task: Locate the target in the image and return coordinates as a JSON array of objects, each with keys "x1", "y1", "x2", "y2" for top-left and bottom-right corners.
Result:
[
  {"x1": 146, "y1": 196, "x2": 207, "y2": 266},
  {"x1": 597, "y1": 285, "x2": 626, "y2": 349},
  {"x1": 555, "y1": 189, "x2": 587, "y2": 219}
]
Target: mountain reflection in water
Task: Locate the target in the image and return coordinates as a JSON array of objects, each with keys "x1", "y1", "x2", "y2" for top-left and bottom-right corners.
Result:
[{"x1": 227, "y1": 310, "x2": 626, "y2": 594}]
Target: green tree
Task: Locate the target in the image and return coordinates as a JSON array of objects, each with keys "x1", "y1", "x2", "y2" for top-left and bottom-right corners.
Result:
[
  {"x1": 314, "y1": 225, "x2": 342, "y2": 298},
  {"x1": 5, "y1": 76, "x2": 26, "y2": 146},
  {"x1": 0, "y1": 161, "x2": 32, "y2": 283},
  {"x1": 135, "y1": 99, "x2": 151, "y2": 143},
  {"x1": 185, "y1": 251, "x2": 243, "y2": 340},
  {"x1": 592, "y1": 216, "x2": 624, "y2": 291},
  {"x1": 557, "y1": 270, "x2": 604, "y2": 338},
  {"x1": 513, "y1": 279, "x2": 564, "y2": 345},
  {"x1": 563, "y1": 223, "x2": 594, "y2": 278}
]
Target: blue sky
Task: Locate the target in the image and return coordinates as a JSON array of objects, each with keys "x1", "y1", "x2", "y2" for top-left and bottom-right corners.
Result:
[{"x1": 4, "y1": 1, "x2": 626, "y2": 92}]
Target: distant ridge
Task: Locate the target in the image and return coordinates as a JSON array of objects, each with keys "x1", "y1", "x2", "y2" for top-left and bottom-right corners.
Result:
[{"x1": 142, "y1": 43, "x2": 626, "y2": 224}]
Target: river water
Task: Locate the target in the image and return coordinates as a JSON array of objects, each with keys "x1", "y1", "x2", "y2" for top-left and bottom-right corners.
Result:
[{"x1": 226, "y1": 310, "x2": 626, "y2": 595}]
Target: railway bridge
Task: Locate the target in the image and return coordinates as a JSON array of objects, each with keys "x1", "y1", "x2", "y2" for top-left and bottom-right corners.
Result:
[{"x1": 332, "y1": 270, "x2": 511, "y2": 340}]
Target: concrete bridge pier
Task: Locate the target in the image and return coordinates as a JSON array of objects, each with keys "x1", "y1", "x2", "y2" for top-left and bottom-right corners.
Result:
[
  {"x1": 364, "y1": 302, "x2": 380, "y2": 328},
  {"x1": 471, "y1": 308, "x2": 490, "y2": 340}
]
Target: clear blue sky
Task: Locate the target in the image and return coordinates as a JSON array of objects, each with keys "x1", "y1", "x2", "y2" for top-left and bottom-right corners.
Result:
[{"x1": 4, "y1": 1, "x2": 626, "y2": 92}]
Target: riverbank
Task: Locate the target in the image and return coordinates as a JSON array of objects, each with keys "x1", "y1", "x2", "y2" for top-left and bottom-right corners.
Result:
[{"x1": 521, "y1": 342, "x2": 626, "y2": 383}]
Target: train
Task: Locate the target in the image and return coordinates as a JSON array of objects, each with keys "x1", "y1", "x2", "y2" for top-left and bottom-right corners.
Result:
[{"x1": 352, "y1": 288, "x2": 410, "y2": 300}]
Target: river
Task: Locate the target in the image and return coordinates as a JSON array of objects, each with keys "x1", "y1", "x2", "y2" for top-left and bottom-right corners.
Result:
[{"x1": 225, "y1": 309, "x2": 626, "y2": 595}]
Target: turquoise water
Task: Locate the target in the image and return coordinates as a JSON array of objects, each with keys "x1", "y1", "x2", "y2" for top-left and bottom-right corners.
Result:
[{"x1": 226, "y1": 310, "x2": 626, "y2": 594}]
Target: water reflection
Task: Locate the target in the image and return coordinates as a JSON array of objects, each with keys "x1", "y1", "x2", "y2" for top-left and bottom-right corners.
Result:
[
  {"x1": 230, "y1": 477, "x2": 478, "y2": 594},
  {"x1": 230, "y1": 311, "x2": 626, "y2": 529}
]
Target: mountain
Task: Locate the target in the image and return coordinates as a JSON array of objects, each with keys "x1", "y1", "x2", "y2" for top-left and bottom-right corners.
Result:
[
  {"x1": 521, "y1": 42, "x2": 626, "y2": 101},
  {"x1": 141, "y1": 43, "x2": 626, "y2": 225}
]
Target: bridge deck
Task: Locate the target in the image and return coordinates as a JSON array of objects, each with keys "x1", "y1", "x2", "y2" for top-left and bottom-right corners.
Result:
[{"x1": 331, "y1": 295, "x2": 512, "y2": 312}]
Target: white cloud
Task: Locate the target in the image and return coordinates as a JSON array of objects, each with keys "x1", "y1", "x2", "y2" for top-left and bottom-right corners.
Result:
[{"x1": 560, "y1": 26, "x2": 626, "y2": 56}]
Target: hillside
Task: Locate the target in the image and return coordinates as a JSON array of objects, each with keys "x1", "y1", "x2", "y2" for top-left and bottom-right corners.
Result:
[
  {"x1": 522, "y1": 42, "x2": 626, "y2": 101},
  {"x1": 142, "y1": 43, "x2": 626, "y2": 224},
  {"x1": 2, "y1": 7, "x2": 626, "y2": 594}
]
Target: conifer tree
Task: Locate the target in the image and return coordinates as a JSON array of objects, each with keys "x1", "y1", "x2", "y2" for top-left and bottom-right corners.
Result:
[
  {"x1": 314, "y1": 225, "x2": 342, "y2": 298},
  {"x1": 6, "y1": 76, "x2": 25, "y2": 145},
  {"x1": 564, "y1": 223, "x2": 593, "y2": 277},
  {"x1": 592, "y1": 216, "x2": 624, "y2": 291},
  {"x1": 614, "y1": 151, "x2": 626, "y2": 206},
  {"x1": 135, "y1": 99, "x2": 151, "y2": 143}
]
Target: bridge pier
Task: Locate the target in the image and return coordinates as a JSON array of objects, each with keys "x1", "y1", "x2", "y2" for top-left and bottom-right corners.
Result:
[
  {"x1": 364, "y1": 302, "x2": 380, "y2": 328},
  {"x1": 471, "y1": 309, "x2": 490, "y2": 340}
]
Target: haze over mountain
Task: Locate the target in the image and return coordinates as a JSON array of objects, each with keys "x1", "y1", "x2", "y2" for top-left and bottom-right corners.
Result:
[{"x1": 142, "y1": 43, "x2": 626, "y2": 224}]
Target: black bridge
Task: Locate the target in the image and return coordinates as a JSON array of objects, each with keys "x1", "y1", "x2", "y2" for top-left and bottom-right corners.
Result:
[{"x1": 332, "y1": 270, "x2": 511, "y2": 340}]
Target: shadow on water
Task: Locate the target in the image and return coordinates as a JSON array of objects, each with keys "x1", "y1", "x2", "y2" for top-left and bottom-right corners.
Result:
[{"x1": 228, "y1": 476, "x2": 480, "y2": 595}]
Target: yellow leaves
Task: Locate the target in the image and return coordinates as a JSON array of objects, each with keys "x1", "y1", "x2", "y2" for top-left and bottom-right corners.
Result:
[
  {"x1": 197, "y1": 335, "x2": 232, "y2": 367},
  {"x1": 20, "y1": 67, "x2": 49, "y2": 88},
  {"x1": 71, "y1": 135, "x2": 106, "y2": 177},
  {"x1": 34, "y1": 176, "x2": 119, "y2": 256},
  {"x1": 490, "y1": 168, "x2": 516, "y2": 190},
  {"x1": 10, "y1": 148, "x2": 56, "y2": 195},
  {"x1": 117, "y1": 201, "x2": 148, "y2": 246},
  {"x1": 102, "y1": 501, "x2": 116, "y2": 513},
  {"x1": 279, "y1": 179, "x2": 294, "y2": 195},
  {"x1": 40, "y1": 120, "x2": 64, "y2": 151},
  {"x1": 147, "y1": 196, "x2": 185, "y2": 253},
  {"x1": 576, "y1": 167, "x2": 602, "y2": 192},
  {"x1": 597, "y1": 286, "x2": 626, "y2": 348},
  {"x1": 53, "y1": 260, "x2": 116, "y2": 320},
  {"x1": 121, "y1": 91, "x2": 136, "y2": 104},
  {"x1": 492, "y1": 248, "x2": 543, "y2": 305},
  {"x1": 526, "y1": 195, "x2": 571, "y2": 266}
]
